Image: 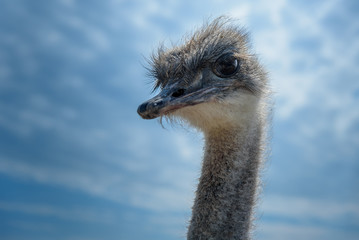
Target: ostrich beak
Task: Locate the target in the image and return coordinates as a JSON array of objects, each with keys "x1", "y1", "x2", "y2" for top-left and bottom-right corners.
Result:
[{"x1": 137, "y1": 82, "x2": 220, "y2": 120}]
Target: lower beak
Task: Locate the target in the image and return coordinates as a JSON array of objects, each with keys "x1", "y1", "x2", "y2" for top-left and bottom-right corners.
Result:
[{"x1": 137, "y1": 86, "x2": 220, "y2": 119}]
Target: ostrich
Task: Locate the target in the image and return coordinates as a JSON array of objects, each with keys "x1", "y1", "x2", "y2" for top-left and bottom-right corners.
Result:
[{"x1": 137, "y1": 17, "x2": 271, "y2": 240}]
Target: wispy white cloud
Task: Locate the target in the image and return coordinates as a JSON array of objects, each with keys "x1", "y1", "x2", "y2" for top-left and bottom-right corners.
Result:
[
  {"x1": 0, "y1": 126, "x2": 200, "y2": 212},
  {"x1": 261, "y1": 194, "x2": 359, "y2": 223},
  {"x1": 256, "y1": 194, "x2": 359, "y2": 240},
  {"x1": 0, "y1": 201, "x2": 117, "y2": 223},
  {"x1": 258, "y1": 221, "x2": 358, "y2": 240},
  {"x1": 245, "y1": 0, "x2": 359, "y2": 128}
]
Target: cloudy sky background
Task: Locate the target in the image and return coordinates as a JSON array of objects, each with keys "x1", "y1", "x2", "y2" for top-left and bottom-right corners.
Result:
[{"x1": 0, "y1": 0, "x2": 358, "y2": 239}]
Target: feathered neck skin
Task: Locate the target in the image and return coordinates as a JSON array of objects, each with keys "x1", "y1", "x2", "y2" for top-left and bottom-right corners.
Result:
[{"x1": 185, "y1": 106, "x2": 264, "y2": 240}]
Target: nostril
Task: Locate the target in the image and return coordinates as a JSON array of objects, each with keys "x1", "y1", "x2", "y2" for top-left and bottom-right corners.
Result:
[
  {"x1": 171, "y1": 89, "x2": 185, "y2": 98},
  {"x1": 153, "y1": 100, "x2": 163, "y2": 106},
  {"x1": 137, "y1": 102, "x2": 148, "y2": 114}
]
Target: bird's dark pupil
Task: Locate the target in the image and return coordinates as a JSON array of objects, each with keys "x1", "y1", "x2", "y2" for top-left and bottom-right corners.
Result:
[{"x1": 214, "y1": 54, "x2": 238, "y2": 77}]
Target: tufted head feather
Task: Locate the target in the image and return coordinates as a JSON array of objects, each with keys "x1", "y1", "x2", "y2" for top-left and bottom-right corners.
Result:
[{"x1": 148, "y1": 17, "x2": 252, "y2": 90}]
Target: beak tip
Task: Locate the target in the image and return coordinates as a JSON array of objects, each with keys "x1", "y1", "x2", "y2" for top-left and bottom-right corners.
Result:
[
  {"x1": 137, "y1": 102, "x2": 148, "y2": 115},
  {"x1": 137, "y1": 101, "x2": 158, "y2": 120}
]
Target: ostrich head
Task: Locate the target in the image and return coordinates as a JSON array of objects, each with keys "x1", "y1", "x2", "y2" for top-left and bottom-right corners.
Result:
[{"x1": 137, "y1": 18, "x2": 268, "y2": 132}]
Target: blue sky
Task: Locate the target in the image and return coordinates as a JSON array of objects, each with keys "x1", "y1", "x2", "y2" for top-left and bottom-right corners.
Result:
[{"x1": 0, "y1": 0, "x2": 358, "y2": 239}]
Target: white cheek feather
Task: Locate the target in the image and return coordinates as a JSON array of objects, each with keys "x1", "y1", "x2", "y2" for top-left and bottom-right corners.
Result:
[{"x1": 172, "y1": 92, "x2": 261, "y2": 132}]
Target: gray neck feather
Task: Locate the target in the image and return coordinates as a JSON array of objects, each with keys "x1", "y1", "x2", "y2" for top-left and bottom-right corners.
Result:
[{"x1": 187, "y1": 123, "x2": 262, "y2": 240}]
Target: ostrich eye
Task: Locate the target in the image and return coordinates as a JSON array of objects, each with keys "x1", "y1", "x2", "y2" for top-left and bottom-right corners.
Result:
[{"x1": 213, "y1": 53, "x2": 239, "y2": 77}]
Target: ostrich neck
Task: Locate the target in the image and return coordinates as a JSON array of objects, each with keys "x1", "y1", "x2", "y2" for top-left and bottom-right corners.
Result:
[{"x1": 187, "y1": 123, "x2": 262, "y2": 240}]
